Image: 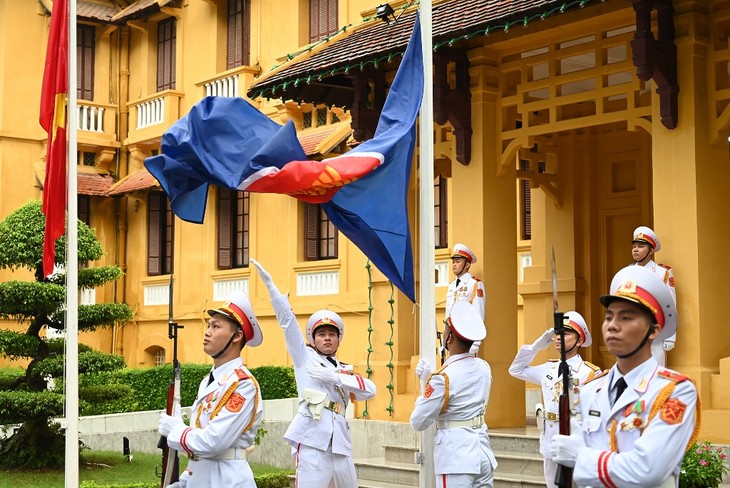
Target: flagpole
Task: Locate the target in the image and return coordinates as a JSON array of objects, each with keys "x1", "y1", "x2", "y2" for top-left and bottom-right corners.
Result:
[
  {"x1": 65, "y1": 0, "x2": 80, "y2": 486},
  {"x1": 418, "y1": 3, "x2": 436, "y2": 488}
]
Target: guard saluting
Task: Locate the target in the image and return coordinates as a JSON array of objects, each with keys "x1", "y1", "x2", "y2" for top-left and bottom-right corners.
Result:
[
  {"x1": 445, "y1": 243, "x2": 486, "y2": 321},
  {"x1": 411, "y1": 301, "x2": 497, "y2": 487},
  {"x1": 508, "y1": 311, "x2": 600, "y2": 488},
  {"x1": 551, "y1": 265, "x2": 698, "y2": 488}
]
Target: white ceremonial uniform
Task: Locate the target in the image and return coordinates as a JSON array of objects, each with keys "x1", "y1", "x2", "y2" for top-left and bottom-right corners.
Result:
[
  {"x1": 445, "y1": 272, "x2": 486, "y2": 321},
  {"x1": 410, "y1": 353, "x2": 498, "y2": 487},
  {"x1": 572, "y1": 357, "x2": 698, "y2": 488},
  {"x1": 508, "y1": 352, "x2": 600, "y2": 487},
  {"x1": 634, "y1": 260, "x2": 677, "y2": 366},
  {"x1": 270, "y1": 295, "x2": 376, "y2": 488},
  {"x1": 167, "y1": 357, "x2": 262, "y2": 488}
]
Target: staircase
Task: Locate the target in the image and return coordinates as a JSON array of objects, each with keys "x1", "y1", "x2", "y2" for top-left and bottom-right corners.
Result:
[{"x1": 288, "y1": 427, "x2": 546, "y2": 487}]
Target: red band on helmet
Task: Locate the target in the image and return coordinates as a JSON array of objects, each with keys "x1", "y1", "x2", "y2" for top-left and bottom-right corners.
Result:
[{"x1": 221, "y1": 302, "x2": 255, "y2": 343}]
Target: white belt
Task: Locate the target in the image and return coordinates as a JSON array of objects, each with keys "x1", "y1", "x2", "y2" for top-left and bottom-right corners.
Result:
[
  {"x1": 188, "y1": 447, "x2": 248, "y2": 461},
  {"x1": 436, "y1": 415, "x2": 484, "y2": 429}
]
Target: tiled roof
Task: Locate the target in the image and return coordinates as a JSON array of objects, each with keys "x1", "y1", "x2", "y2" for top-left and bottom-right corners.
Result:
[
  {"x1": 298, "y1": 122, "x2": 352, "y2": 157},
  {"x1": 107, "y1": 169, "x2": 159, "y2": 196},
  {"x1": 78, "y1": 172, "x2": 114, "y2": 196},
  {"x1": 77, "y1": 2, "x2": 119, "y2": 22},
  {"x1": 249, "y1": 0, "x2": 604, "y2": 101},
  {"x1": 111, "y1": 0, "x2": 176, "y2": 22}
]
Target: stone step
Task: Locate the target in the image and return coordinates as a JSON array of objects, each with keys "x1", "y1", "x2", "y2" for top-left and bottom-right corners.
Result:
[
  {"x1": 494, "y1": 472, "x2": 549, "y2": 487},
  {"x1": 384, "y1": 444, "x2": 417, "y2": 464},
  {"x1": 493, "y1": 450, "x2": 544, "y2": 478},
  {"x1": 489, "y1": 429, "x2": 541, "y2": 454},
  {"x1": 356, "y1": 457, "x2": 419, "y2": 486}
]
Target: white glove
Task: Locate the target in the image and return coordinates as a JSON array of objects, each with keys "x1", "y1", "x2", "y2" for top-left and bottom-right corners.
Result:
[
  {"x1": 663, "y1": 340, "x2": 675, "y2": 351},
  {"x1": 531, "y1": 329, "x2": 554, "y2": 350},
  {"x1": 550, "y1": 434, "x2": 586, "y2": 468},
  {"x1": 159, "y1": 410, "x2": 184, "y2": 437},
  {"x1": 250, "y1": 258, "x2": 282, "y2": 299},
  {"x1": 307, "y1": 366, "x2": 340, "y2": 385},
  {"x1": 415, "y1": 358, "x2": 433, "y2": 380}
]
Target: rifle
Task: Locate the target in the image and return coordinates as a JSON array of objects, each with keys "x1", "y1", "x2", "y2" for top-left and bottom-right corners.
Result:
[
  {"x1": 157, "y1": 274, "x2": 183, "y2": 487},
  {"x1": 551, "y1": 247, "x2": 573, "y2": 487}
]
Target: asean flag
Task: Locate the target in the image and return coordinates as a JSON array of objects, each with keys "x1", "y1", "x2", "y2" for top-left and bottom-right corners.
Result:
[{"x1": 145, "y1": 18, "x2": 423, "y2": 301}]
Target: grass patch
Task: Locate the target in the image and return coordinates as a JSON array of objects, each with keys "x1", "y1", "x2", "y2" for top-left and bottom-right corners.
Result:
[{"x1": 0, "y1": 451, "x2": 289, "y2": 488}]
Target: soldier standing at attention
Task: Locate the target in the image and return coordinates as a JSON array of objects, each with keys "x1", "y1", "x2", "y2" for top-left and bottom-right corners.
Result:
[
  {"x1": 445, "y1": 243, "x2": 486, "y2": 321},
  {"x1": 631, "y1": 226, "x2": 676, "y2": 366},
  {"x1": 508, "y1": 311, "x2": 600, "y2": 488},
  {"x1": 551, "y1": 265, "x2": 698, "y2": 488},
  {"x1": 158, "y1": 289, "x2": 264, "y2": 488},
  {"x1": 411, "y1": 301, "x2": 498, "y2": 487},
  {"x1": 250, "y1": 259, "x2": 376, "y2": 488}
]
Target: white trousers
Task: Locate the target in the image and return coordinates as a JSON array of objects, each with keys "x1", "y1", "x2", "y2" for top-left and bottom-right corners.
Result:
[
  {"x1": 544, "y1": 457, "x2": 558, "y2": 488},
  {"x1": 294, "y1": 443, "x2": 357, "y2": 488},
  {"x1": 436, "y1": 455, "x2": 494, "y2": 487}
]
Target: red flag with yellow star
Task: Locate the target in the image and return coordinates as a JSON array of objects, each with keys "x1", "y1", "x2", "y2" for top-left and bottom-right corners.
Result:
[{"x1": 39, "y1": 0, "x2": 68, "y2": 278}]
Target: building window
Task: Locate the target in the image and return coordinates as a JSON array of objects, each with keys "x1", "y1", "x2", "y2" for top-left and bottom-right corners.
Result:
[
  {"x1": 156, "y1": 18, "x2": 176, "y2": 92},
  {"x1": 304, "y1": 203, "x2": 337, "y2": 260},
  {"x1": 316, "y1": 107, "x2": 328, "y2": 127},
  {"x1": 302, "y1": 111, "x2": 312, "y2": 129},
  {"x1": 217, "y1": 188, "x2": 250, "y2": 269},
  {"x1": 310, "y1": 0, "x2": 338, "y2": 43},
  {"x1": 78, "y1": 195, "x2": 91, "y2": 227},
  {"x1": 434, "y1": 175, "x2": 448, "y2": 248},
  {"x1": 148, "y1": 192, "x2": 174, "y2": 276},
  {"x1": 519, "y1": 159, "x2": 532, "y2": 241},
  {"x1": 227, "y1": 0, "x2": 250, "y2": 69},
  {"x1": 154, "y1": 348, "x2": 166, "y2": 366},
  {"x1": 77, "y1": 24, "x2": 95, "y2": 101}
]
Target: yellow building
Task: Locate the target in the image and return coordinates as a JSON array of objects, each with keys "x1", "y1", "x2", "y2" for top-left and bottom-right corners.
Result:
[{"x1": 2, "y1": 0, "x2": 730, "y2": 443}]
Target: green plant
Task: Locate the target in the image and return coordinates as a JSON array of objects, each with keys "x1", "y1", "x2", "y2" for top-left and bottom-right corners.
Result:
[
  {"x1": 680, "y1": 441, "x2": 729, "y2": 488},
  {"x1": 255, "y1": 419, "x2": 268, "y2": 446}
]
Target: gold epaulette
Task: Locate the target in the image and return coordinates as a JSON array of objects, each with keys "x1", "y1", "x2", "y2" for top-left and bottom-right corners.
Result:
[
  {"x1": 657, "y1": 262, "x2": 672, "y2": 270},
  {"x1": 548, "y1": 359, "x2": 559, "y2": 362},
  {"x1": 585, "y1": 361, "x2": 601, "y2": 371},
  {"x1": 583, "y1": 369, "x2": 608, "y2": 384},
  {"x1": 658, "y1": 369, "x2": 690, "y2": 383}
]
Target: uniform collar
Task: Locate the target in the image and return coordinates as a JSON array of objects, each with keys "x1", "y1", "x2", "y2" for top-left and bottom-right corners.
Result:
[
  {"x1": 609, "y1": 356, "x2": 658, "y2": 394},
  {"x1": 444, "y1": 352, "x2": 473, "y2": 365},
  {"x1": 635, "y1": 259, "x2": 656, "y2": 269},
  {"x1": 455, "y1": 272, "x2": 472, "y2": 283},
  {"x1": 566, "y1": 354, "x2": 584, "y2": 373},
  {"x1": 209, "y1": 356, "x2": 244, "y2": 384}
]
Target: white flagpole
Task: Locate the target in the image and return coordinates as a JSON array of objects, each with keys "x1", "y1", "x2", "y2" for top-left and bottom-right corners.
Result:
[
  {"x1": 65, "y1": 0, "x2": 80, "y2": 485},
  {"x1": 418, "y1": 3, "x2": 436, "y2": 488}
]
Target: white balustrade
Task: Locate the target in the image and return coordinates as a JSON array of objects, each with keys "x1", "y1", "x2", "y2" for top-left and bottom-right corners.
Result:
[
  {"x1": 435, "y1": 261, "x2": 449, "y2": 287},
  {"x1": 144, "y1": 283, "x2": 170, "y2": 306},
  {"x1": 76, "y1": 104, "x2": 105, "y2": 132},
  {"x1": 136, "y1": 97, "x2": 165, "y2": 129},
  {"x1": 296, "y1": 271, "x2": 339, "y2": 296},
  {"x1": 213, "y1": 279, "x2": 248, "y2": 301},
  {"x1": 205, "y1": 74, "x2": 239, "y2": 98}
]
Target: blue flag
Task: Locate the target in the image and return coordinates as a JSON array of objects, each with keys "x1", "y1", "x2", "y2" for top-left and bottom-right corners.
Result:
[{"x1": 145, "y1": 18, "x2": 423, "y2": 302}]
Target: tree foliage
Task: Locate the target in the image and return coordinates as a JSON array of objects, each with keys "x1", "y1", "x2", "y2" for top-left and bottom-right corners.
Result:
[{"x1": 0, "y1": 201, "x2": 133, "y2": 469}]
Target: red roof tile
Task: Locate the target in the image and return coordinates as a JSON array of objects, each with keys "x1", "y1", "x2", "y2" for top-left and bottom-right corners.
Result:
[
  {"x1": 298, "y1": 123, "x2": 351, "y2": 156},
  {"x1": 78, "y1": 172, "x2": 114, "y2": 196},
  {"x1": 249, "y1": 0, "x2": 605, "y2": 101},
  {"x1": 107, "y1": 170, "x2": 159, "y2": 196}
]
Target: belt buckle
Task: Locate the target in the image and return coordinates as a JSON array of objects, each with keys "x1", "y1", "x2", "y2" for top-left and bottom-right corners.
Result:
[{"x1": 328, "y1": 401, "x2": 342, "y2": 414}]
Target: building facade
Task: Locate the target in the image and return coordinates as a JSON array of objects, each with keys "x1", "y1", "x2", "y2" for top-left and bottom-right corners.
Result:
[{"x1": 1, "y1": 0, "x2": 730, "y2": 442}]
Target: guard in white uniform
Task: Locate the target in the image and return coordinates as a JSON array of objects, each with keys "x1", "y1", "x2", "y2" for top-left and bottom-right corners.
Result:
[
  {"x1": 551, "y1": 265, "x2": 698, "y2": 488},
  {"x1": 508, "y1": 311, "x2": 600, "y2": 488},
  {"x1": 251, "y1": 259, "x2": 376, "y2": 488},
  {"x1": 159, "y1": 289, "x2": 264, "y2": 488},
  {"x1": 410, "y1": 301, "x2": 498, "y2": 487},
  {"x1": 445, "y1": 243, "x2": 486, "y2": 321},
  {"x1": 631, "y1": 226, "x2": 676, "y2": 366}
]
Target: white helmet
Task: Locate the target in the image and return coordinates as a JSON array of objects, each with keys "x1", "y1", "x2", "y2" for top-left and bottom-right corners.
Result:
[{"x1": 306, "y1": 310, "x2": 344, "y2": 344}]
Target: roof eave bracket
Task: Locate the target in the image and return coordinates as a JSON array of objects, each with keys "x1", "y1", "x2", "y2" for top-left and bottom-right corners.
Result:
[
  {"x1": 434, "y1": 48, "x2": 472, "y2": 166},
  {"x1": 630, "y1": 0, "x2": 678, "y2": 130}
]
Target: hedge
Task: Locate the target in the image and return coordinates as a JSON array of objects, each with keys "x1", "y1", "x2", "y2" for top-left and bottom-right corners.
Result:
[
  {"x1": 78, "y1": 472, "x2": 292, "y2": 488},
  {"x1": 78, "y1": 364, "x2": 297, "y2": 415}
]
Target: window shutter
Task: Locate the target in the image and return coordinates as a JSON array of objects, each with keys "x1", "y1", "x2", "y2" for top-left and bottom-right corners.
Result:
[
  {"x1": 218, "y1": 189, "x2": 232, "y2": 269},
  {"x1": 242, "y1": 0, "x2": 251, "y2": 67},
  {"x1": 157, "y1": 18, "x2": 176, "y2": 91},
  {"x1": 304, "y1": 203, "x2": 319, "y2": 260},
  {"x1": 148, "y1": 194, "x2": 162, "y2": 276},
  {"x1": 309, "y1": 0, "x2": 320, "y2": 43},
  {"x1": 77, "y1": 25, "x2": 94, "y2": 100},
  {"x1": 327, "y1": 0, "x2": 337, "y2": 37},
  {"x1": 164, "y1": 201, "x2": 175, "y2": 274},
  {"x1": 441, "y1": 177, "x2": 449, "y2": 247}
]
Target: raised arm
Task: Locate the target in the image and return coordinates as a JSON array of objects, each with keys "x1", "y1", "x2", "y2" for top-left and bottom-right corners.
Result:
[
  {"x1": 508, "y1": 328, "x2": 554, "y2": 384},
  {"x1": 250, "y1": 259, "x2": 309, "y2": 368}
]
